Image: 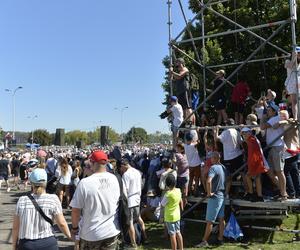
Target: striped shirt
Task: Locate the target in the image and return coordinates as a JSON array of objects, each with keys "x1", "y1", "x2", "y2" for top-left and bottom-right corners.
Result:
[{"x1": 16, "y1": 193, "x2": 62, "y2": 240}]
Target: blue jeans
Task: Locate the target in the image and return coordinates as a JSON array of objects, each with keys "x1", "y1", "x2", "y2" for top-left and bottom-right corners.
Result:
[
  {"x1": 19, "y1": 236, "x2": 58, "y2": 250},
  {"x1": 284, "y1": 155, "x2": 300, "y2": 197},
  {"x1": 206, "y1": 195, "x2": 225, "y2": 222}
]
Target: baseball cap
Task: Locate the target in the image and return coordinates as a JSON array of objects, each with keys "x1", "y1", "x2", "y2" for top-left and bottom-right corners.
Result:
[
  {"x1": 241, "y1": 127, "x2": 251, "y2": 133},
  {"x1": 170, "y1": 96, "x2": 178, "y2": 102},
  {"x1": 267, "y1": 89, "x2": 276, "y2": 99},
  {"x1": 185, "y1": 132, "x2": 193, "y2": 141},
  {"x1": 296, "y1": 46, "x2": 300, "y2": 53},
  {"x1": 89, "y1": 150, "x2": 108, "y2": 163},
  {"x1": 216, "y1": 69, "x2": 225, "y2": 76},
  {"x1": 268, "y1": 103, "x2": 279, "y2": 113},
  {"x1": 29, "y1": 168, "x2": 47, "y2": 184}
]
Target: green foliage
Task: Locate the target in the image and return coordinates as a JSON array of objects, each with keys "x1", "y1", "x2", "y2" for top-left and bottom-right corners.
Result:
[
  {"x1": 65, "y1": 130, "x2": 88, "y2": 145},
  {"x1": 147, "y1": 131, "x2": 172, "y2": 144},
  {"x1": 125, "y1": 127, "x2": 148, "y2": 143},
  {"x1": 30, "y1": 129, "x2": 52, "y2": 146}
]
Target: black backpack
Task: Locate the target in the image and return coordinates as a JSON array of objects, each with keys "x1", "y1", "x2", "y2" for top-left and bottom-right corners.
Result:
[{"x1": 115, "y1": 174, "x2": 131, "y2": 235}]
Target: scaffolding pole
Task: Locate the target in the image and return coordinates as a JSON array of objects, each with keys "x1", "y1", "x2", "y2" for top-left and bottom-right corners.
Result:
[
  {"x1": 167, "y1": 0, "x2": 173, "y2": 96},
  {"x1": 173, "y1": 0, "x2": 214, "y2": 42},
  {"x1": 178, "y1": 124, "x2": 259, "y2": 131},
  {"x1": 207, "y1": 6, "x2": 290, "y2": 55},
  {"x1": 177, "y1": 20, "x2": 289, "y2": 52},
  {"x1": 181, "y1": 21, "x2": 287, "y2": 125},
  {"x1": 290, "y1": 0, "x2": 300, "y2": 122},
  {"x1": 201, "y1": 0, "x2": 207, "y2": 109}
]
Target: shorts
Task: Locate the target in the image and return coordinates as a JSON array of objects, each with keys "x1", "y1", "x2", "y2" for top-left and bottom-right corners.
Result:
[
  {"x1": 206, "y1": 195, "x2": 225, "y2": 222},
  {"x1": 223, "y1": 154, "x2": 244, "y2": 176},
  {"x1": 214, "y1": 96, "x2": 226, "y2": 111},
  {"x1": 0, "y1": 174, "x2": 8, "y2": 181},
  {"x1": 165, "y1": 221, "x2": 181, "y2": 236},
  {"x1": 80, "y1": 234, "x2": 119, "y2": 250},
  {"x1": 19, "y1": 236, "x2": 58, "y2": 250},
  {"x1": 129, "y1": 206, "x2": 140, "y2": 223},
  {"x1": 178, "y1": 92, "x2": 192, "y2": 110},
  {"x1": 56, "y1": 183, "x2": 71, "y2": 193},
  {"x1": 189, "y1": 166, "x2": 201, "y2": 180},
  {"x1": 176, "y1": 176, "x2": 189, "y2": 191},
  {"x1": 232, "y1": 102, "x2": 245, "y2": 114},
  {"x1": 268, "y1": 146, "x2": 285, "y2": 172}
]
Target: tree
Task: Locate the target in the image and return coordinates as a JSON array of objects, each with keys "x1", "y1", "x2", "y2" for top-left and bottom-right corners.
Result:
[
  {"x1": 125, "y1": 127, "x2": 148, "y2": 144},
  {"x1": 29, "y1": 129, "x2": 52, "y2": 146},
  {"x1": 65, "y1": 130, "x2": 88, "y2": 145},
  {"x1": 108, "y1": 128, "x2": 120, "y2": 144}
]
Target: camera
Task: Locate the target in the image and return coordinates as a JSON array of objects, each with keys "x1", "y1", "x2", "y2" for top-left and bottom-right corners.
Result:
[{"x1": 159, "y1": 110, "x2": 169, "y2": 119}]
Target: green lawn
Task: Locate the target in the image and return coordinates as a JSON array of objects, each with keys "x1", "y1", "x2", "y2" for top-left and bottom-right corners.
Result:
[{"x1": 141, "y1": 213, "x2": 300, "y2": 250}]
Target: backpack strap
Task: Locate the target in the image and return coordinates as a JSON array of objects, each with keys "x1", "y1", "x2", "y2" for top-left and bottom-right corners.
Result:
[{"x1": 27, "y1": 194, "x2": 54, "y2": 227}]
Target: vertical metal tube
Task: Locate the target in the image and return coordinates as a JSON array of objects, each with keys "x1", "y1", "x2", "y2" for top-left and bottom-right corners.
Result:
[
  {"x1": 201, "y1": 0, "x2": 206, "y2": 110},
  {"x1": 167, "y1": 0, "x2": 173, "y2": 96},
  {"x1": 290, "y1": 0, "x2": 300, "y2": 121},
  {"x1": 13, "y1": 94, "x2": 15, "y2": 140}
]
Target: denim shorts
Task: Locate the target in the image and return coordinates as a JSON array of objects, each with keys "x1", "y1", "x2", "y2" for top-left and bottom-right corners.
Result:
[
  {"x1": 205, "y1": 195, "x2": 225, "y2": 222},
  {"x1": 165, "y1": 221, "x2": 181, "y2": 236}
]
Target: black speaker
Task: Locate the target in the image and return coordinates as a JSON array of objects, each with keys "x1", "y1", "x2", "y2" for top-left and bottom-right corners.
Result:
[
  {"x1": 55, "y1": 128, "x2": 65, "y2": 146},
  {"x1": 76, "y1": 141, "x2": 83, "y2": 149},
  {"x1": 100, "y1": 126, "x2": 109, "y2": 146}
]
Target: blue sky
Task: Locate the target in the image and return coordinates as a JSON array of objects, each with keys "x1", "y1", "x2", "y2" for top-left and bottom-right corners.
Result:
[{"x1": 0, "y1": 0, "x2": 193, "y2": 134}]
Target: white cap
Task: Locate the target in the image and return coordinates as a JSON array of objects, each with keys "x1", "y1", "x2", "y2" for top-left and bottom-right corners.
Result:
[{"x1": 241, "y1": 127, "x2": 251, "y2": 133}]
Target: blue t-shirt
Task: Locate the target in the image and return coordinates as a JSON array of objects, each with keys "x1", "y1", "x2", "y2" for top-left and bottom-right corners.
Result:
[{"x1": 208, "y1": 164, "x2": 226, "y2": 197}]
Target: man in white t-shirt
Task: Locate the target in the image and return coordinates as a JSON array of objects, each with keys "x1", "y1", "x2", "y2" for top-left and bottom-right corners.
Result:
[
  {"x1": 260, "y1": 103, "x2": 287, "y2": 200},
  {"x1": 70, "y1": 150, "x2": 120, "y2": 249},
  {"x1": 168, "y1": 96, "x2": 184, "y2": 146},
  {"x1": 120, "y1": 158, "x2": 147, "y2": 248},
  {"x1": 214, "y1": 119, "x2": 243, "y2": 196}
]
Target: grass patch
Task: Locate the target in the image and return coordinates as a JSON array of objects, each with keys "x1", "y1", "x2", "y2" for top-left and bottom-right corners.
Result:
[{"x1": 141, "y1": 213, "x2": 300, "y2": 249}]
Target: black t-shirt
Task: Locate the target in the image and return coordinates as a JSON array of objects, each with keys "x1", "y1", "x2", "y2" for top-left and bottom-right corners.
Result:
[
  {"x1": 213, "y1": 78, "x2": 226, "y2": 100},
  {"x1": 11, "y1": 159, "x2": 21, "y2": 171},
  {"x1": 0, "y1": 159, "x2": 9, "y2": 175},
  {"x1": 174, "y1": 73, "x2": 189, "y2": 95}
]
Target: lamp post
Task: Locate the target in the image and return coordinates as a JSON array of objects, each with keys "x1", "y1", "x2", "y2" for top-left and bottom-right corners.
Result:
[
  {"x1": 5, "y1": 86, "x2": 23, "y2": 141},
  {"x1": 27, "y1": 115, "x2": 38, "y2": 143},
  {"x1": 114, "y1": 106, "x2": 128, "y2": 141}
]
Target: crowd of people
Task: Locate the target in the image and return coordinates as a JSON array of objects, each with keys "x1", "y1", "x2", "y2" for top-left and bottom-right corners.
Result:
[{"x1": 1, "y1": 52, "x2": 300, "y2": 249}]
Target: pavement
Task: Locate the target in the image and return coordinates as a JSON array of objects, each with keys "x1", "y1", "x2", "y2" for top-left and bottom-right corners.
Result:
[{"x1": 0, "y1": 180, "x2": 74, "y2": 250}]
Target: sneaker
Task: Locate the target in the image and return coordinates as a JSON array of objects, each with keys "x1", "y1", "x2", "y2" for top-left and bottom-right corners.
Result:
[
  {"x1": 243, "y1": 193, "x2": 253, "y2": 201},
  {"x1": 6, "y1": 188, "x2": 11, "y2": 192},
  {"x1": 195, "y1": 241, "x2": 209, "y2": 248},
  {"x1": 213, "y1": 239, "x2": 224, "y2": 246},
  {"x1": 251, "y1": 195, "x2": 264, "y2": 202}
]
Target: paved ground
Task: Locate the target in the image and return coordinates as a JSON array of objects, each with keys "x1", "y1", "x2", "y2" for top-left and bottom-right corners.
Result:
[{"x1": 0, "y1": 181, "x2": 74, "y2": 250}]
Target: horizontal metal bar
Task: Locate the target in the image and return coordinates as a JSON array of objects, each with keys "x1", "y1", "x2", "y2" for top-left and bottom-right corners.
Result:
[
  {"x1": 177, "y1": 20, "x2": 288, "y2": 46},
  {"x1": 206, "y1": 55, "x2": 290, "y2": 69},
  {"x1": 179, "y1": 124, "x2": 259, "y2": 131},
  {"x1": 184, "y1": 219, "x2": 300, "y2": 234}
]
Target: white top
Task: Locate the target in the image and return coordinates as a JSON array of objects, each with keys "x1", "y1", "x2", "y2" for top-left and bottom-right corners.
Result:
[
  {"x1": 266, "y1": 116, "x2": 285, "y2": 147},
  {"x1": 184, "y1": 143, "x2": 202, "y2": 167},
  {"x1": 170, "y1": 103, "x2": 184, "y2": 127},
  {"x1": 218, "y1": 128, "x2": 243, "y2": 161},
  {"x1": 55, "y1": 165, "x2": 73, "y2": 185},
  {"x1": 70, "y1": 172, "x2": 120, "y2": 241},
  {"x1": 16, "y1": 193, "x2": 62, "y2": 240},
  {"x1": 122, "y1": 167, "x2": 142, "y2": 208}
]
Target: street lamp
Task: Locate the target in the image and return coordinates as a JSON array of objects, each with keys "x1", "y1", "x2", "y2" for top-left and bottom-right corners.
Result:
[
  {"x1": 114, "y1": 106, "x2": 128, "y2": 141},
  {"x1": 5, "y1": 86, "x2": 23, "y2": 141},
  {"x1": 27, "y1": 115, "x2": 38, "y2": 143}
]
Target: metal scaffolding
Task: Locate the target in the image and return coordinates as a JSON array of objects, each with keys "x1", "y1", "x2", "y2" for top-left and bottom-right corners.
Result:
[{"x1": 166, "y1": 0, "x2": 299, "y2": 126}]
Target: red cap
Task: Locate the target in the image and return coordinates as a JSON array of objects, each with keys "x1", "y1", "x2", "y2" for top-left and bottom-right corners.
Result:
[{"x1": 89, "y1": 150, "x2": 108, "y2": 163}]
